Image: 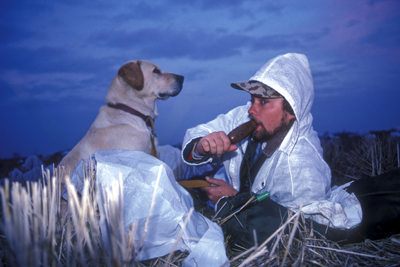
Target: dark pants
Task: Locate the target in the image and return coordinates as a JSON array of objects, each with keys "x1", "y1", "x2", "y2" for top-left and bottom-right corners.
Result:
[
  {"x1": 189, "y1": 168, "x2": 400, "y2": 247},
  {"x1": 340, "y1": 168, "x2": 400, "y2": 243},
  {"x1": 187, "y1": 188, "x2": 291, "y2": 248},
  {"x1": 313, "y1": 168, "x2": 400, "y2": 244},
  {"x1": 219, "y1": 197, "x2": 362, "y2": 248},
  {"x1": 220, "y1": 197, "x2": 289, "y2": 249}
]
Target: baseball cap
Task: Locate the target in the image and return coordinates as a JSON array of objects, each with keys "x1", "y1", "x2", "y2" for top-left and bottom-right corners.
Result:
[{"x1": 230, "y1": 80, "x2": 282, "y2": 98}]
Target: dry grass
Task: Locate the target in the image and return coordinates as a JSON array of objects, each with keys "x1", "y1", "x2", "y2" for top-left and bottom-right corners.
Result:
[
  {"x1": 2, "y1": 165, "x2": 400, "y2": 267},
  {"x1": 0, "y1": 131, "x2": 399, "y2": 266},
  {"x1": 321, "y1": 131, "x2": 400, "y2": 184},
  {"x1": 0, "y1": 162, "x2": 176, "y2": 267},
  {"x1": 220, "y1": 210, "x2": 400, "y2": 267}
]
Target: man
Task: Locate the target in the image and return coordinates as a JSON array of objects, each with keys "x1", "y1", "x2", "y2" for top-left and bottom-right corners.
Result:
[{"x1": 181, "y1": 53, "x2": 362, "y2": 247}]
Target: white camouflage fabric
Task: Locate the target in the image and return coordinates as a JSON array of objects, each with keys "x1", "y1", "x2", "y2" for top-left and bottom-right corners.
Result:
[
  {"x1": 64, "y1": 150, "x2": 228, "y2": 267},
  {"x1": 182, "y1": 53, "x2": 362, "y2": 229}
]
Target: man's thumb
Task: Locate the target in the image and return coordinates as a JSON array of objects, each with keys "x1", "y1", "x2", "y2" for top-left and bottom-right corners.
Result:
[{"x1": 228, "y1": 144, "x2": 238, "y2": 153}]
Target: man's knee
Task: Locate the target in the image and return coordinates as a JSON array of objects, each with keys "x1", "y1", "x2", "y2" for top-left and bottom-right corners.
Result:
[{"x1": 221, "y1": 198, "x2": 289, "y2": 249}]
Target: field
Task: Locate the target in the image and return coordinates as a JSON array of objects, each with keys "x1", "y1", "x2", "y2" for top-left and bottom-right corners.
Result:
[{"x1": 0, "y1": 129, "x2": 399, "y2": 266}]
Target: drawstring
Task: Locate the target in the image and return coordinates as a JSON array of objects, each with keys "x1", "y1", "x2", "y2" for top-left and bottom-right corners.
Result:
[{"x1": 239, "y1": 136, "x2": 260, "y2": 192}]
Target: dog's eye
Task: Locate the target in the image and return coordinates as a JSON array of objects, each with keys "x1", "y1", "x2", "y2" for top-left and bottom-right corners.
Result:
[{"x1": 153, "y1": 68, "x2": 161, "y2": 74}]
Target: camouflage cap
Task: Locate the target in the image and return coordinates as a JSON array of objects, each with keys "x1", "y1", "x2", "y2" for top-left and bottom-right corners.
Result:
[{"x1": 230, "y1": 80, "x2": 282, "y2": 98}]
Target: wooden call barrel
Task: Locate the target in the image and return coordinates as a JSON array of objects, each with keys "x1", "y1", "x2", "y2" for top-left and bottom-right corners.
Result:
[{"x1": 228, "y1": 120, "x2": 258, "y2": 143}]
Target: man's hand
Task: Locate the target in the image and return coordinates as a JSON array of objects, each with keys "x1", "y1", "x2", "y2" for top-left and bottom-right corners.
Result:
[
  {"x1": 201, "y1": 176, "x2": 238, "y2": 204},
  {"x1": 195, "y1": 131, "x2": 238, "y2": 157}
]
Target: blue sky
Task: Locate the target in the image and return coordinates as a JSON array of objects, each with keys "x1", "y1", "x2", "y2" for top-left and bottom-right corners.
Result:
[{"x1": 1, "y1": 0, "x2": 399, "y2": 159}]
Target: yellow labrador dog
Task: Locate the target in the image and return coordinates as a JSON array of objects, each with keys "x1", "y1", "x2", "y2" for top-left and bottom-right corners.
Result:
[{"x1": 58, "y1": 60, "x2": 184, "y2": 170}]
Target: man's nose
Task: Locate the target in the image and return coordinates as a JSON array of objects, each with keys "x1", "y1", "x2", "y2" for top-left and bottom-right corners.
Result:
[{"x1": 248, "y1": 103, "x2": 257, "y2": 117}]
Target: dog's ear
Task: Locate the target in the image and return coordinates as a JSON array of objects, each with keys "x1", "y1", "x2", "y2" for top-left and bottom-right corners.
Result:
[{"x1": 118, "y1": 60, "x2": 144, "y2": 91}]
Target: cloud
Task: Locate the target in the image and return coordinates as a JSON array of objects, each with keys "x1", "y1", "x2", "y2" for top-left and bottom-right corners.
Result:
[
  {"x1": 109, "y1": 2, "x2": 170, "y2": 21},
  {"x1": 302, "y1": 27, "x2": 331, "y2": 42},
  {"x1": 0, "y1": 0, "x2": 322, "y2": 68},
  {"x1": 91, "y1": 26, "x2": 330, "y2": 61},
  {"x1": 91, "y1": 28, "x2": 245, "y2": 60},
  {"x1": 0, "y1": 46, "x2": 70, "y2": 72},
  {"x1": 311, "y1": 59, "x2": 357, "y2": 96},
  {"x1": 0, "y1": 44, "x2": 118, "y2": 104},
  {"x1": 360, "y1": 14, "x2": 400, "y2": 49},
  {"x1": 249, "y1": 34, "x2": 293, "y2": 51},
  {"x1": 346, "y1": 20, "x2": 361, "y2": 28},
  {"x1": 0, "y1": 70, "x2": 106, "y2": 104},
  {"x1": 1, "y1": 70, "x2": 94, "y2": 91},
  {"x1": 162, "y1": 0, "x2": 268, "y2": 11},
  {"x1": 0, "y1": 1, "x2": 54, "y2": 19},
  {"x1": 318, "y1": 0, "x2": 400, "y2": 58},
  {"x1": 368, "y1": 0, "x2": 392, "y2": 5},
  {"x1": 1, "y1": 23, "x2": 37, "y2": 44}
]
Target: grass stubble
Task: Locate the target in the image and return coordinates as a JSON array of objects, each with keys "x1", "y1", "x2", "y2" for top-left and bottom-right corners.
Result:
[{"x1": 1, "y1": 132, "x2": 400, "y2": 266}]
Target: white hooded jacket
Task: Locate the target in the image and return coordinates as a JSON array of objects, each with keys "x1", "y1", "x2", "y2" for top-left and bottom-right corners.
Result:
[{"x1": 182, "y1": 53, "x2": 362, "y2": 229}]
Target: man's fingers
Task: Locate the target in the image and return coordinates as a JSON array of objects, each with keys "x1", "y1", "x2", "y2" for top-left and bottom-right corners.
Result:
[
  {"x1": 212, "y1": 132, "x2": 232, "y2": 157},
  {"x1": 201, "y1": 185, "x2": 212, "y2": 193},
  {"x1": 205, "y1": 176, "x2": 223, "y2": 185},
  {"x1": 201, "y1": 185, "x2": 221, "y2": 204},
  {"x1": 196, "y1": 131, "x2": 234, "y2": 157},
  {"x1": 202, "y1": 177, "x2": 239, "y2": 204},
  {"x1": 215, "y1": 134, "x2": 226, "y2": 157},
  {"x1": 227, "y1": 144, "x2": 238, "y2": 153},
  {"x1": 196, "y1": 138, "x2": 211, "y2": 155},
  {"x1": 201, "y1": 140, "x2": 211, "y2": 154}
]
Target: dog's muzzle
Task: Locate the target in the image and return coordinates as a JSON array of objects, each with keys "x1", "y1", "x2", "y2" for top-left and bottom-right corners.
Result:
[{"x1": 159, "y1": 75, "x2": 184, "y2": 99}]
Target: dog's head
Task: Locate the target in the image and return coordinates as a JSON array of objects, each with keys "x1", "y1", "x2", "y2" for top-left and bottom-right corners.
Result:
[{"x1": 106, "y1": 60, "x2": 184, "y2": 118}]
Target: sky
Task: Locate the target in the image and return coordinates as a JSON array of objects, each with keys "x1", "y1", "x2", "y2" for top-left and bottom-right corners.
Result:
[{"x1": 1, "y1": 0, "x2": 400, "y2": 159}]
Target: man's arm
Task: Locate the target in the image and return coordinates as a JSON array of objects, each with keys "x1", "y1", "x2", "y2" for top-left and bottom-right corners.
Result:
[
  {"x1": 181, "y1": 103, "x2": 252, "y2": 165},
  {"x1": 182, "y1": 132, "x2": 239, "y2": 204}
]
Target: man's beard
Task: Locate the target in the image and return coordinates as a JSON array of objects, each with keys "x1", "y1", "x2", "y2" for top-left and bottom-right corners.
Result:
[{"x1": 252, "y1": 115, "x2": 289, "y2": 142}]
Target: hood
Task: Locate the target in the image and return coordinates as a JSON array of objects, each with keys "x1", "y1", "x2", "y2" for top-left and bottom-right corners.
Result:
[
  {"x1": 249, "y1": 53, "x2": 314, "y2": 123},
  {"x1": 243, "y1": 53, "x2": 318, "y2": 154}
]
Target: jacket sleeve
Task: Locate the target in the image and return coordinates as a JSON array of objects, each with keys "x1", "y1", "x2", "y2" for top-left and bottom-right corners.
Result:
[
  {"x1": 181, "y1": 103, "x2": 252, "y2": 166},
  {"x1": 181, "y1": 137, "x2": 212, "y2": 164}
]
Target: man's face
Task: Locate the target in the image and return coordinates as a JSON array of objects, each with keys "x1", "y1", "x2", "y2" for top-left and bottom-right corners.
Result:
[{"x1": 248, "y1": 96, "x2": 295, "y2": 142}]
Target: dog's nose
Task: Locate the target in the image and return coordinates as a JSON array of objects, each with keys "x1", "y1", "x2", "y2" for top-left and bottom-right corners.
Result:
[{"x1": 176, "y1": 75, "x2": 184, "y2": 84}]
